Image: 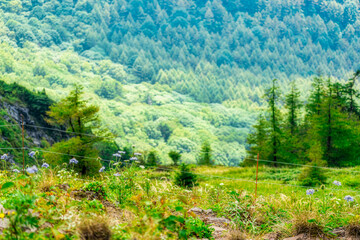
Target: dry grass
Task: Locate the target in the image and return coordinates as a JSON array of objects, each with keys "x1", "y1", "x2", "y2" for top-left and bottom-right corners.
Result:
[
  {"x1": 227, "y1": 230, "x2": 248, "y2": 240},
  {"x1": 78, "y1": 217, "x2": 112, "y2": 240},
  {"x1": 346, "y1": 223, "x2": 360, "y2": 239},
  {"x1": 292, "y1": 212, "x2": 326, "y2": 238}
]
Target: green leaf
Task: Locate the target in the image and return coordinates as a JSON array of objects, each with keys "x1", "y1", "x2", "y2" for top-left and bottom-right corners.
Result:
[{"x1": 1, "y1": 182, "x2": 14, "y2": 191}]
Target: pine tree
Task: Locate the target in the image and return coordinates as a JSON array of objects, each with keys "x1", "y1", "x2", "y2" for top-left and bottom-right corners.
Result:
[
  {"x1": 264, "y1": 79, "x2": 282, "y2": 167},
  {"x1": 198, "y1": 141, "x2": 212, "y2": 165},
  {"x1": 285, "y1": 81, "x2": 301, "y2": 135},
  {"x1": 245, "y1": 115, "x2": 268, "y2": 163}
]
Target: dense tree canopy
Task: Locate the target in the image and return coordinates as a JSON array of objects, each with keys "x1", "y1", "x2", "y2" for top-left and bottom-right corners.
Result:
[{"x1": 0, "y1": 0, "x2": 359, "y2": 104}]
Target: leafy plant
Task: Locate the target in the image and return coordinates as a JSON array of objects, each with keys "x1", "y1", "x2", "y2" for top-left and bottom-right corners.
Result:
[{"x1": 174, "y1": 164, "x2": 198, "y2": 188}]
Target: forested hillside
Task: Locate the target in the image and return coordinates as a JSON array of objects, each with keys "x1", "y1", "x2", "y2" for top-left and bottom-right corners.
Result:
[
  {"x1": 1, "y1": 0, "x2": 360, "y2": 104},
  {"x1": 0, "y1": 0, "x2": 359, "y2": 165}
]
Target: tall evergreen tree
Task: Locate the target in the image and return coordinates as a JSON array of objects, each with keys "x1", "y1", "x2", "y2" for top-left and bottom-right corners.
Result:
[
  {"x1": 264, "y1": 79, "x2": 282, "y2": 167},
  {"x1": 285, "y1": 81, "x2": 301, "y2": 135}
]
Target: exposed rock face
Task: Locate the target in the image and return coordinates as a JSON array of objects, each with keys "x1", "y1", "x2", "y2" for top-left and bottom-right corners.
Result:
[{"x1": 0, "y1": 99, "x2": 65, "y2": 147}]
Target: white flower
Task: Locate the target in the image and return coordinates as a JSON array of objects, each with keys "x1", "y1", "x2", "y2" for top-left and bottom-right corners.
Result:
[
  {"x1": 220, "y1": 183, "x2": 224, "y2": 186},
  {"x1": 99, "y1": 166, "x2": 105, "y2": 173},
  {"x1": 139, "y1": 165, "x2": 145, "y2": 169},
  {"x1": 114, "y1": 173, "x2": 121, "y2": 177},
  {"x1": 12, "y1": 169, "x2": 20, "y2": 173}
]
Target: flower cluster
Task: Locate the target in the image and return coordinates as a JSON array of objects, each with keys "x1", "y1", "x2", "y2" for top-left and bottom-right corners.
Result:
[
  {"x1": 130, "y1": 157, "x2": 138, "y2": 161},
  {"x1": 29, "y1": 151, "x2": 36, "y2": 158},
  {"x1": 113, "y1": 153, "x2": 122, "y2": 158},
  {"x1": 26, "y1": 165, "x2": 38, "y2": 174},
  {"x1": 69, "y1": 158, "x2": 78, "y2": 164},
  {"x1": 42, "y1": 163, "x2": 49, "y2": 168},
  {"x1": 344, "y1": 195, "x2": 354, "y2": 202},
  {"x1": 1, "y1": 154, "x2": 8, "y2": 160},
  {"x1": 333, "y1": 180, "x2": 341, "y2": 186},
  {"x1": 306, "y1": 189, "x2": 315, "y2": 195}
]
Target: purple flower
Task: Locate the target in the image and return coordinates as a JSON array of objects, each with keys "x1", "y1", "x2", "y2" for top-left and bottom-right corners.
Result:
[
  {"x1": 69, "y1": 158, "x2": 78, "y2": 164},
  {"x1": 114, "y1": 173, "x2": 121, "y2": 177},
  {"x1": 130, "y1": 157, "x2": 138, "y2": 161},
  {"x1": 306, "y1": 189, "x2": 315, "y2": 195},
  {"x1": 113, "y1": 153, "x2": 122, "y2": 158},
  {"x1": 99, "y1": 166, "x2": 105, "y2": 173},
  {"x1": 28, "y1": 151, "x2": 36, "y2": 158},
  {"x1": 1, "y1": 154, "x2": 8, "y2": 160},
  {"x1": 42, "y1": 163, "x2": 49, "y2": 168},
  {"x1": 333, "y1": 181, "x2": 341, "y2": 186},
  {"x1": 134, "y1": 153, "x2": 142, "y2": 156},
  {"x1": 26, "y1": 165, "x2": 38, "y2": 174},
  {"x1": 345, "y1": 195, "x2": 354, "y2": 202},
  {"x1": 118, "y1": 151, "x2": 126, "y2": 154}
]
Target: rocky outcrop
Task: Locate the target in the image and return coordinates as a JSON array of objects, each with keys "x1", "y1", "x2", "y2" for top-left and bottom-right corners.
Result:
[{"x1": 0, "y1": 98, "x2": 65, "y2": 147}]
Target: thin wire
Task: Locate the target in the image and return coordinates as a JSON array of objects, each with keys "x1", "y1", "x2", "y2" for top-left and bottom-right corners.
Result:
[
  {"x1": 0, "y1": 124, "x2": 19, "y2": 127},
  {"x1": 31, "y1": 149, "x2": 114, "y2": 162},
  {"x1": 244, "y1": 157, "x2": 360, "y2": 173},
  {"x1": 24, "y1": 124, "x2": 117, "y2": 140}
]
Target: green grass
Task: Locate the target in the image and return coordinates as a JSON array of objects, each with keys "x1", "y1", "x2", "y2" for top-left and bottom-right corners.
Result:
[{"x1": 0, "y1": 164, "x2": 358, "y2": 239}]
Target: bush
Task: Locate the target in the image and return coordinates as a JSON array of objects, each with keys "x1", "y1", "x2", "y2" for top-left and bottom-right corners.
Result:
[
  {"x1": 83, "y1": 181, "x2": 107, "y2": 199},
  {"x1": 169, "y1": 150, "x2": 181, "y2": 166},
  {"x1": 185, "y1": 217, "x2": 214, "y2": 239},
  {"x1": 147, "y1": 150, "x2": 159, "y2": 166},
  {"x1": 174, "y1": 164, "x2": 198, "y2": 188}
]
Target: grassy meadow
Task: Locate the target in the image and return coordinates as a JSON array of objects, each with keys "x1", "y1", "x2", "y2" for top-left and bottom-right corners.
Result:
[{"x1": 0, "y1": 164, "x2": 360, "y2": 239}]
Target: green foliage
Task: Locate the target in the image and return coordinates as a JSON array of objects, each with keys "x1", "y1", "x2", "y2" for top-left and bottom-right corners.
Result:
[
  {"x1": 146, "y1": 150, "x2": 159, "y2": 167},
  {"x1": 198, "y1": 141, "x2": 212, "y2": 166},
  {"x1": 3, "y1": 192, "x2": 39, "y2": 239},
  {"x1": 184, "y1": 217, "x2": 214, "y2": 239},
  {"x1": 299, "y1": 142, "x2": 328, "y2": 187},
  {"x1": 174, "y1": 164, "x2": 198, "y2": 188},
  {"x1": 83, "y1": 181, "x2": 107, "y2": 199},
  {"x1": 168, "y1": 151, "x2": 181, "y2": 166},
  {"x1": 247, "y1": 73, "x2": 360, "y2": 168}
]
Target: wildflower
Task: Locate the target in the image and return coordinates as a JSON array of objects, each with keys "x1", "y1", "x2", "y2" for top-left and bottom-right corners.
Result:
[
  {"x1": 114, "y1": 173, "x2": 121, "y2": 177},
  {"x1": 306, "y1": 189, "x2": 315, "y2": 195},
  {"x1": 26, "y1": 165, "x2": 38, "y2": 174},
  {"x1": 12, "y1": 169, "x2": 20, "y2": 173},
  {"x1": 99, "y1": 166, "x2": 105, "y2": 173},
  {"x1": 0, "y1": 213, "x2": 4, "y2": 219},
  {"x1": 333, "y1": 181, "x2": 341, "y2": 186},
  {"x1": 220, "y1": 183, "x2": 224, "y2": 186},
  {"x1": 113, "y1": 153, "x2": 122, "y2": 158},
  {"x1": 130, "y1": 157, "x2": 138, "y2": 161},
  {"x1": 118, "y1": 151, "x2": 126, "y2": 154},
  {"x1": 42, "y1": 163, "x2": 49, "y2": 168},
  {"x1": 134, "y1": 153, "x2": 142, "y2": 156},
  {"x1": 28, "y1": 151, "x2": 36, "y2": 158},
  {"x1": 139, "y1": 165, "x2": 145, "y2": 169},
  {"x1": 69, "y1": 158, "x2": 78, "y2": 164},
  {"x1": 0, "y1": 154, "x2": 7, "y2": 160},
  {"x1": 345, "y1": 195, "x2": 354, "y2": 202}
]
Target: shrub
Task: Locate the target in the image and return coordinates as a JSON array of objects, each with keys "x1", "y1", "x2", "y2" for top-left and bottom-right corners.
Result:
[
  {"x1": 185, "y1": 217, "x2": 214, "y2": 239},
  {"x1": 174, "y1": 164, "x2": 198, "y2": 188},
  {"x1": 168, "y1": 150, "x2": 181, "y2": 166},
  {"x1": 147, "y1": 150, "x2": 159, "y2": 166},
  {"x1": 83, "y1": 181, "x2": 107, "y2": 199}
]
